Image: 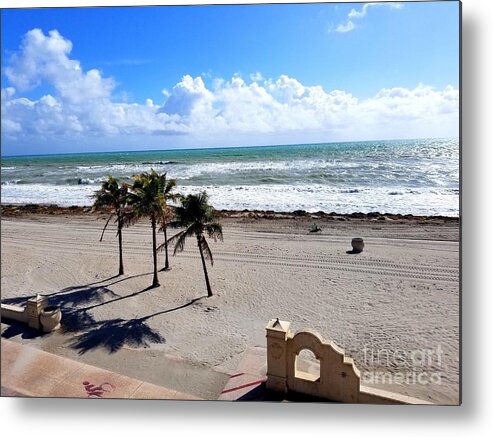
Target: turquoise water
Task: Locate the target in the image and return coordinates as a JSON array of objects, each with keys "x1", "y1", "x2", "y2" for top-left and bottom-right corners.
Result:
[{"x1": 1, "y1": 139, "x2": 459, "y2": 216}]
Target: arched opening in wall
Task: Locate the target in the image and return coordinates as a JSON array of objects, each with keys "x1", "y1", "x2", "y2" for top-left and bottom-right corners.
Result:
[{"x1": 295, "y1": 349, "x2": 320, "y2": 382}]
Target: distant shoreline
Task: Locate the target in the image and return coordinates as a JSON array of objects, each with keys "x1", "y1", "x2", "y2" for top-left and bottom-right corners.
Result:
[{"x1": 0, "y1": 203, "x2": 459, "y2": 222}]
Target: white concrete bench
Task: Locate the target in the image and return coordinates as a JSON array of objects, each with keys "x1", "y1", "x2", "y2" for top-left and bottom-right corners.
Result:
[{"x1": 1, "y1": 303, "x2": 28, "y2": 324}]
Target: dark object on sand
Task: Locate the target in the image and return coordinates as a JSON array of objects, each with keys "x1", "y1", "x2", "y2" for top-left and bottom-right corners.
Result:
[
  {"x1": 348, "y1": 238, "x2": 364, "y2": 254},
  {"x1": 309, "y1": 223, "x2": 321, "y2": 233}
]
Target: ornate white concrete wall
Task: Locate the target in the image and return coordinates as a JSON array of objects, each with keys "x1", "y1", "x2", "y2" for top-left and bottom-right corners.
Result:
[
  {"x1": 1, "y1": 295, "x2": 46, "y2": 330},
  {"x1": 266, "y1": 318, "x2": 431, "y2": 404}
]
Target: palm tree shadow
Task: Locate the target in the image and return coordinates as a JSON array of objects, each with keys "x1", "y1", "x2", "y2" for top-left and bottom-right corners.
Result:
[
  {"x1": 1, "y1": 321, "x2": 44, "y2": 340},
  {"x1": 141, "y1": 296, "x2": 205, "y2": 320},
  {"x1": 50, "y1": 286, "x2": 121, "y2": 308},
  {"x1": 60, "y1": 272, "x2": 151, "y2": 292},
  {"x1": 58, "y1": 274, "x2": 121, "y2": 292},
  {"x1": 1, "y1": 272, "x2": 151, "y2": 308},
  {"x1": 61, "y1": 308, "x2": 98, "y2": 332},
  {"x1": 69, "y1": 317, "x2": 165, "y2": 355},
  {"x1": 1, "y1": 279, "x2": 143, "y2": 335},
  {"x1": 83, "y1": 282, "x2": 157, "y2": 311},
  {"x1": 1, "y1": 274, "x2": 198, "y2": 349},
  {"x1": 68, "y1": 296, "x2": 205, "y2": 355},
  {"x1": 59, "y1": 280, "x2": 158, "y2": 331},
  {"x1": 1, "y1": 287, "x2": 117, "y2": 334}
]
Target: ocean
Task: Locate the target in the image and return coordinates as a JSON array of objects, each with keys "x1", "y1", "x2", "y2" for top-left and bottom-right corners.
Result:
[{"x1": 1, "y1": 138, "x2": 459, "y2": 216}]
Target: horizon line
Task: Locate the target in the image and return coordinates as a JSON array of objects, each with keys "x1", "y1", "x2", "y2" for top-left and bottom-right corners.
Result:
[{"x1": 1, "y1": 136, "x2": 458, "y2": 159}]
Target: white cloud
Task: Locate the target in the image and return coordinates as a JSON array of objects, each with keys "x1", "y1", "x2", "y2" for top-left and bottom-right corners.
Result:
[
  {"x1": 5, "y1": 29, "x2": 114, "y2": 104},
  {"x1": 2, "y1": 29, "x2": 458, "y2": 153},
  {"x1": 250, "y1": 72, "x2": 264, "y2": 82},
  {"x1": 335, "y1": 20, "x2": 356, "y2": 33},
  {"x1": 348, "y1": 2, "x2": 402, "y2": 20},
  {"x1": 332, "y1": 2, "x2": 403, "y2": 33},
  {"x1": 160, "y1": 75, "x2": 213, "y2": 116}
]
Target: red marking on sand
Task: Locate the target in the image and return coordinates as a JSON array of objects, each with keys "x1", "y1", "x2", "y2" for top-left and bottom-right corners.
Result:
[
  {"x1": 83, "y1": 381, "x2": 116, "y2": 398},
  {"x1": 221, "y1": 377, "x2": 267, "y2": 395},
  {"x1": 230, "y1": 373, "x2": 245, "y2": 379}
]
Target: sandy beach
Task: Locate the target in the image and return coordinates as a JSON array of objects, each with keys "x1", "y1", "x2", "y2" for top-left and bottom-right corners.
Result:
[{"x1": 0, "y1": 207, "x2": 459, "y2": 403}]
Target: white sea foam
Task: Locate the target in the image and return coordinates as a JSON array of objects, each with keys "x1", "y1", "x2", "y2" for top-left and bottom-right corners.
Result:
[
  {"x1": 1, "y1": 184, "x2": 96, "y2": 206},
  {"x1": 77, "y1": 177, "x2": 106, "y2": 185},
  {"x1": 67, "y1": 159, "x2": 380, "y2": 181},
  {"x1": 166, "y1": 159, "x2": 366, "y2": 180},
  {"x1": 0, "y1": 183, "x2": 459, "y2": 216},
  {"x1": 175, "y1": 185, "x2": 459, "y2": 216}
]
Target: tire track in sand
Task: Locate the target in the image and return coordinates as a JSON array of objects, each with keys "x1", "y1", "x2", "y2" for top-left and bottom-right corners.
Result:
[{"x1": 2, "y1": 225, "x2": 458, "y2": 283}]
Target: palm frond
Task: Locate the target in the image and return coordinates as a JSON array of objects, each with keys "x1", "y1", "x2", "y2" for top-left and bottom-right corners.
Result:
[
  {"x1": 92, "y1": 191, "x2": 113, "y2": 208},
  {"x1": 158, "y1": 191, "x2": 224, "y2": 270},
  {"x1": 205, "y1": 222, "x2": 223, "y2": 242},
  {"x1": 164, "y1": 178, "x2": 177, "y2": 195},
  {"x1": 168, "y1": 219, "x2": 184, "y2": 229},
  {"x1": 161, "y1": 228, "x2": 187, "y2": 254},
  {"x1": 121, "y1": 208, "x2": 141, "y2": 228},
  {"x1": 99, "y1": 213, "x2": 115, "y2": 242},
  {"x1": 158, "y1": 205, "x2": 175, "y2": 231}
]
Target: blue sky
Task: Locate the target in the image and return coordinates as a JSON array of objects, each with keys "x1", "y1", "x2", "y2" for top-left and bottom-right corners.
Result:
[{"x1": 1, "y1": 2, "x2": 460, "y2": 155}]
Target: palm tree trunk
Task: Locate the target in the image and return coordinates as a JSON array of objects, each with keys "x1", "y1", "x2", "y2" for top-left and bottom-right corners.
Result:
[
  {"x1": 162, "y1": 225, "x2": 169, "y2": 270},
  {"x1": 197, "y1": 235, "x2": 213, "y2": 297},
  {"x1": 118, "y1": 215, "x2": 124, "y2": 276},
  {"x1": 151, "y1": 216, "x2": 160, "y2": 287}
]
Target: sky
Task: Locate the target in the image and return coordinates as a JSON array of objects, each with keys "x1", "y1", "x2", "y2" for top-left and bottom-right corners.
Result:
[{"x1": 1, "y1": 1, "x2": 460, "y2": 156}]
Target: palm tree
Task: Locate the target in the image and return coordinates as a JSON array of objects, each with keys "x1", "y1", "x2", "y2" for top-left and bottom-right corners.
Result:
[
  {"x1": 158, "y1": 176, "x2": 178, "y2": 271},
  {"x1": 92, "y1": 176, "x2": 129, "y2": 276},
  {"x1": 126, "y1": 169, "x2": 166, "y2": 288},
  {"x1": 163, "y1": 192, "x2": 223, "y2": 297}
]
